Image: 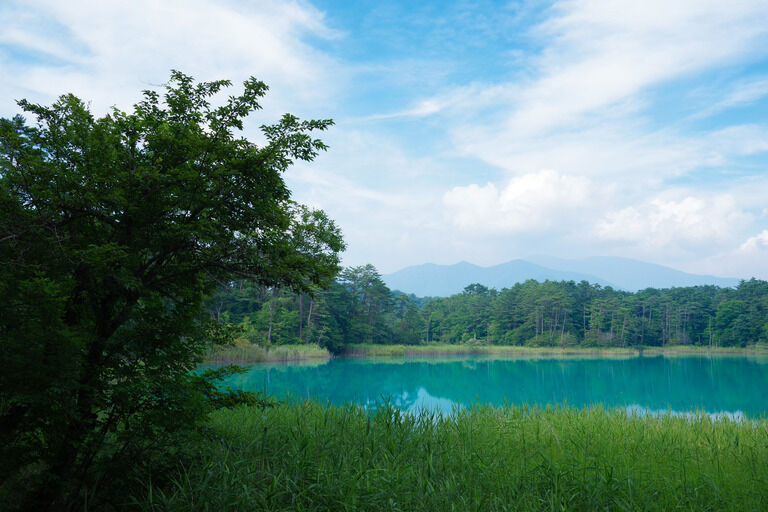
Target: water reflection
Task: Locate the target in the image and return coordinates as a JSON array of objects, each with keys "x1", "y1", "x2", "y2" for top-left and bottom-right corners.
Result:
[
  {"x1": 625, "y1": 404, "x2": 747, "y2": 422},
  {"x1": 218, "y1": 355, "x2": 768, "y2": 418},
  {"x1": 401, "y1": 388, "x2": 460, "y2": 415}
]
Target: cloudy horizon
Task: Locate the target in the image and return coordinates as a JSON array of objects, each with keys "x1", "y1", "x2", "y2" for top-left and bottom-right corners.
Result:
[{"x1": 2, "y1": 0, "x2": 768, "y2": 278}]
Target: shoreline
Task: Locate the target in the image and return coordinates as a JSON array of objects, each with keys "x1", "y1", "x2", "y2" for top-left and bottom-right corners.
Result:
[
  {"x1": 340, "y1": 343, "x2": 768, "y2": 359},
  {"x1": 203, "y1": 342, "x2": 768, "y2": 363}
]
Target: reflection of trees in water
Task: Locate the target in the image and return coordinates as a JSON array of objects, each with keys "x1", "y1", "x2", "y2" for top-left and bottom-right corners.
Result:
[{"x1": 224, "y1": 357, "x2": 768, "y2": 418}]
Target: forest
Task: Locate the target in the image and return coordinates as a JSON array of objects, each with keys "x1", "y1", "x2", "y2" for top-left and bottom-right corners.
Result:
[{"x1": 210, "y1": 264, "x2": 768, "y2": 352}]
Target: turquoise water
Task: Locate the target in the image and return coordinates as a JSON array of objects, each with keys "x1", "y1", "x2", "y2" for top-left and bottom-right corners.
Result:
[{"x1": 219, "y1": 355, "x2": 768, "y2": 418}]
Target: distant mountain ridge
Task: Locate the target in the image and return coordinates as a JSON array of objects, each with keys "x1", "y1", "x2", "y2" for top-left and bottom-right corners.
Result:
[{"x1": 382, "y1": 257, "x2": 740, "y2": 297}]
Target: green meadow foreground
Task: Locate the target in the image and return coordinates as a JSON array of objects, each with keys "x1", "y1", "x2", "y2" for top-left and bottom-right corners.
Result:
[{"x1": 137, "y1": 401, "x2": 768, "y2": 511}]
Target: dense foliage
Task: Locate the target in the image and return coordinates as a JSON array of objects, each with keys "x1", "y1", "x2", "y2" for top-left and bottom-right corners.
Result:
[
  {"x1": 0, "y1": 72, "x2": 343, "y2": 510},
  {"x1": 137, "y1": 400, "x2": 768, "y2": 511},
  {"x1": 212, "y1": 264, "x2": 768, "y2": 352}
]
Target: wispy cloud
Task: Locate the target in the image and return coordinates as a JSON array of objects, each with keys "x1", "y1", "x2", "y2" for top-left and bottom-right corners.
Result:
[
  {"x1": 688, "y1": 76, "x2": 768, "y2": 120},
  {"x1": 3, "y1": 0, "x2": 768, "y2": 278},
  {"x1": 0, "y1": 0, "x2": 341, "y2": 116},
  {"x1": 418, "y1": 0, "x2": 768, "y2": 271},
  {"x1": 453, "y1": 0, "x2": 768, "y2": 161}
]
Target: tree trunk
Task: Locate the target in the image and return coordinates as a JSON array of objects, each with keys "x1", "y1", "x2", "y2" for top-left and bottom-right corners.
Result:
[
  {"x1": 551, "y1": 309, "x2": 558, "y2": 345},
  {"x1": 596, "y1": 307, "x2": 601, "y2": 342},
  {"x1": 298, "y1": 294, "x2": 303, "y2": 343},
  {"x1": 267, "y1": 287, "x2": 277, "y2": 344},
  {"x1": 306, "y1": 299, "x2": 315, "y2": 344},
  {"x1": 648, "y1": 305, "x2": 653, "y2": 344},
  {"x1": 620, "y1": 314, "x2": 627, "y2": 347},
  {"x1": 561, "y1": 309, "x2": 567, "y2": 347},
  {"x1": 609, "y1": 310, "x2": 615, "y2": 343}
]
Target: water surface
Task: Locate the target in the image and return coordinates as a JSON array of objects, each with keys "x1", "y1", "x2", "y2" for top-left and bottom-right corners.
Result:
[{"x1": 219, "y1": 355, "x2": 768, "y2": 418}]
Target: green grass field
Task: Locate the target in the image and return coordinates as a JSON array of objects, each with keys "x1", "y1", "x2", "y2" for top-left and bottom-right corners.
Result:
[{"x1": 136, "y1": 400, "x2": 768, "y2": 511}]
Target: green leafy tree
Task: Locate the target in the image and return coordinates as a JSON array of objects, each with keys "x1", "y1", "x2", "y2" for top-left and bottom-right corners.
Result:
[
  {"x1": 714, "y1": 299, "x2": 749, "y2": 347},
  {"x1": 0, "y1": 71, "x2": 344, "y2": 510},
  {"x1": 338, "y1": 264, "x2": 392, "y2": 343}
]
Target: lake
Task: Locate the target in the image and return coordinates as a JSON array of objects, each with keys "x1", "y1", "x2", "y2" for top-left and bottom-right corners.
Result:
[{"x1": 219, "y1": 354, "x2": 768, "y2": 418}]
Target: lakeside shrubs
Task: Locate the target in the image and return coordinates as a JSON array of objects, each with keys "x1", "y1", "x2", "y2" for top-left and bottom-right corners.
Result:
[{"x1": 137, "y1": 400, "x2": 768, "y2": 511}]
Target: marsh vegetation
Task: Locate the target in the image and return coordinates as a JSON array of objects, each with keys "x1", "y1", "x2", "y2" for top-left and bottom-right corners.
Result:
[{"x1": 136, "y1": 400, "x2": 768, "y2": 511}]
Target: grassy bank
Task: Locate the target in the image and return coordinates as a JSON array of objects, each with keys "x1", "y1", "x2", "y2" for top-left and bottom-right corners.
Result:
[
  {"x1": 137, "y1": 400, "x2": 768, "y2": 511},
  {"x1": 341, "y1": 342, "x2": 768, "y2": 358},
  {"x1": 204, "y1": 343, "x2": 330, "y2": 364},
  {"x1": 203, "y1": 343, "x2": 768, "y2": 363},
  {"x1": 342, "y1": 343, "x2": 634, "y2": 358},
  {"x1": 640, "y1": 344, "x2": 768, "y2": 356}
]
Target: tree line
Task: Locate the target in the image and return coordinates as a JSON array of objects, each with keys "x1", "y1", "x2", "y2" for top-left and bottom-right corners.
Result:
[{"x1": 212, "y1": 264, "x2": 768, "y2": 352}]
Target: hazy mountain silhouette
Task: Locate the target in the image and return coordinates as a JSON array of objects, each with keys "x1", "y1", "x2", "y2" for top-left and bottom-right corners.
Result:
[
  {"x1": 382, "y1": 257, "x2": 740, "y2": 297},
  {"x1": 527, "y1": 255, "x2": 740, "y2": 292}
]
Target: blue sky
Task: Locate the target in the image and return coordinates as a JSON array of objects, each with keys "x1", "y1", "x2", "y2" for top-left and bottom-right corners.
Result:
[{"x1": 2, "y1": 0, "x2": 768, "y2": 278}]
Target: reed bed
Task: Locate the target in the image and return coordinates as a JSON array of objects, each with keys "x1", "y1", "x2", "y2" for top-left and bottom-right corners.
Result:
[
  {"x1": 137, "y1": 401, "x2": 768, "y2": 511},
  {"x1": 640, "y1": 344, "x2": 768, "y2": 356},
  {"x1": 205, "y1": 343, "x2": 331, "y2": 364},
  {"x1": 343, "y1": 343, "x2": 640, "y2": 358}
]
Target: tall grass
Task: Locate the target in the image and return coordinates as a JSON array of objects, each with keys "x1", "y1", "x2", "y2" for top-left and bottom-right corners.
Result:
[
  {"x1": 343, "y1": 343, "x2": 640, "y2": 358},
  {"x1": 342, "y1": 342, "x2": 768, "y2": 359},
  {"x1": 205, "y1": 343, "x2": 330, "y2": 364},
  {"x1": 136, "y1": 400, "x2": 768, "y2": 511},
  {"x1": 641, "y1": 343, "x2": 768, "y2": 356}
]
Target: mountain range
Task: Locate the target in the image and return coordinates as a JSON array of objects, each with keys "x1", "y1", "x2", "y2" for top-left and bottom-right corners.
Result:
[{"x1": 382, "y1": 256, "x2": 741, "y2": 297}]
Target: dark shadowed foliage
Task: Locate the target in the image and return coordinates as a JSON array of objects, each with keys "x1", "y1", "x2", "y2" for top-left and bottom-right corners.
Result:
[{"x1": 0, "y1": 71, "x2": 344, "y2": 510}]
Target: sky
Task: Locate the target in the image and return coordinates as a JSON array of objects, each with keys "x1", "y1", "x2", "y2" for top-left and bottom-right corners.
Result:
[{"x1": 2, "y1": 0, "x2": 768, "y2": 278}]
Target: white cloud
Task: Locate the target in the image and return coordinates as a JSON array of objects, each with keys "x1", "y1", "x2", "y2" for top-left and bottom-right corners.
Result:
[
  {"x1": 522, "y1": 0, "x2": 768, "y2": 133},
  {"x1": 594, "y1": 194, "x2": 751, "y2": 249},
  {"x1": 366, "y1": 83, "x2": 514, "y2": 120},
  {"x1": 456, "y1": 123, "x2": 709, "y2": 181},
  {"x1": 739, "y1": 230, "x2": 768, "y2": 252},
  {"x1": 689, "y1": 76, "x2": 768, "y2": 120},
  {"x1": 427, "y1": 0, "x2": 768, "y2": 177},
  {"x1": 286, "y1": 128, "x2": 453, "y2": 272},
  {"x1": 404, "y1": 0, "x2": 768, "y2": 276},
  {"x1": 3, "y1": 0, "x2": 768, "y2": 279},
  {"x1": 705, "y1": 125, "x2": 768, "y2": 157},
  {"x1": 442, "y1": 170, "x2": 594, "y2": 234},
  {"x1": 0, "y1": 0, "x2": 341, "y2": 117},
  {"x1": 688, "y1": 229, "x2": 768, "y2": 280}
]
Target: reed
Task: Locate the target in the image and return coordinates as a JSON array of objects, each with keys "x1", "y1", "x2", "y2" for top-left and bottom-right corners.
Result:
[
  {"x1": 204, "y1": 343, "x2": 331, "y2": 364},
  {"x1": 640, "y1": 344, "x2": 768, "y2": 356},
  {"x1": 343, "y1": 343, "x2": 640, "y2": 358},
  {"x1": 136, "y1": 400, "x2": 768, "y2": 511}
]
